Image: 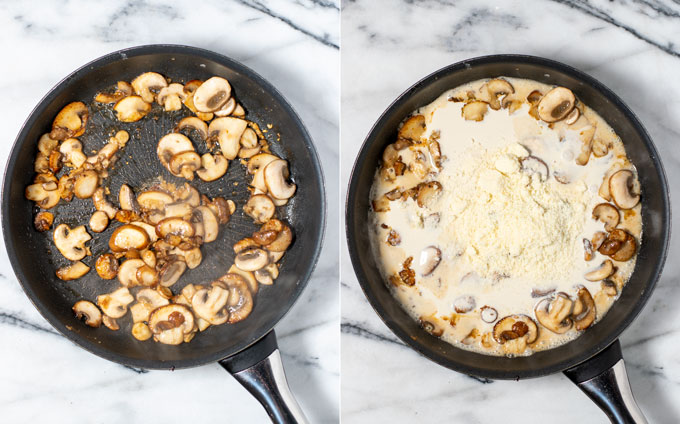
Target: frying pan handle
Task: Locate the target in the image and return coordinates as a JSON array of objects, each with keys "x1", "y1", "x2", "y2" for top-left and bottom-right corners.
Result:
[
  {"x1": 563, "y1": 339, "x2": 647, "y2": 424},
  {"x1": 219, "y1": 330, "x2": 309, "y2": 424}
]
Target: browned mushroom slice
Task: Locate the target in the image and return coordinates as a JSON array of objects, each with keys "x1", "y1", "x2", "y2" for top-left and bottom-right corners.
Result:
[
  {"x1": 453, "y1": 295, "x2": 476, "y2": 313},
  {"x1": 136, "y1": 264, "x2": 160, "y2": 286},
  {"x1": 260, "y1": 219, "x2": 293, "y2": 252},
  {"x1": 59, "y1": 138, "x2": 87, "y2": 168},
  {"x1": 234, "y1": 237, "x2": 259, "y2": 254},
  {"x1": 592, "y1": 138, "x2": 610, "y2": 157},
  {"x1": 235, "y1": 248, "x2": 269, "y2": 272},
  {"x1": 601, "y1": 279, "x2": 618, "y2": 296},
  {"x1": 575, "y1": 125, "x2": 596, "y2": 166},
  {"x1": 72, "y1": 170, "x2": 99, "y2": 199},
  {"x1": 221, "y1": 273, "x2": 254, "y2": 324},
  {"x1": 462, "y1": 101, "x2": 488, "y2": 121},
  {"x1": 492, "y1": 315, "x2": 539, "y2": 353},
  {"x1": 159, "y1": 259, "x2": 187, "y2": 287},
  {"x1": 97, "y1": 287, "x2": 134, "y2": 319},
  {"x1": 117, "y1": 258, "x2": 145, "y2": 287},
  {"x1": 156, "y1": 133, "x2": 195, "y2": 171},
  {"x1": 92, "y1": 187, "x2": 118, "y2": 219},
  {"x1": 148, "y1": 304, "x2": 195, "y2": 345},
  {"x1": 156, "y1": 217, "x2": 195, "y2": 239},
  {"x1": 191, "y1": 283, "x2": 230, "y2": 325},
  {"x1": 264, "y1": 159, "x2": 296, "y2": 200},
  {"x1": 137, "y1": 190, "x2": 174, "y2": 211},
  {"x1": 192, "y1": 76, "x2": 231, "y2": 112},
  {"x1": 483, "y1": 78, "x2": 515, "y2": 110},
  {"x1": 95, "y1": 81, "x2": 133, "y2": 104},
  {"x1": 480, "y1": 306, "x2": 498, "y2": 323},
  {"x1": 72, "y1": 300, "x2": 102, "y2": 327},
  {"x1": 51, "y1": 102, "x2": 89, "y2": 140},
  {"x1": 208, "y1": 117, "x2": 247, "y2": 159},
  {"x1": 169, "y1": 151, "x2": 201, "y2": 180},
  {"x1": 564, "y1": 107, "x2": 580, "y2": 125},
  {"x1": 25, "y1": 182, "x2": 60, "y2": 209},
  {"x1": 415, "y1": 181, "x2": 442, "y2": 208},
  {"x1": 247, "y1": 153, "x2": 279, "y2": 175},
  {"x1": 583, "y1": 238, "x2": 594, "y2": 261},
  {"x1": 419, "y1": 316, "x2": 444, "y2": 337},
  {"x1": 584, "y1": 259, "x2": 616, "y2": 281},
  {"x1": 96, "y1": 253, "x2": 119, "y2": 280},
  {"x1": 534, "y1": 293, "x2": 573, "y2": 334},
  {"x1": 132, "y1": 322, "x2": 152, "y2": 341},
  {"x1": 592, "y1": 203, "x2": 620, "y2": 231},
  {"x1": 114, "y1": 95, "x2": 151, "y2": 122},
  {"x1": 611, "y1": 233, "x2": 637, "y2": 262},
  {"x1": 176, "y1": 116, "x2": 209, "y2": 139},
  {"x1": 34, "y1": 211, "x2": 54, "y2": 232},
  {"x1": 609, "y1": 170, "x2": 640, "y2": 209},
  {"x1": 572, "y1": 287, "x2": 596, "y2": 330},
  {"x1": 520, "y1": 156, "x2": 548, "y2": 181},
  {"x1": 53, "y1": 224, "x2": 91, "y2": 261},
  {"x1": 371, "y1": 195, "x2": 390, "y2": 212},
  {"x1": 244, "y1": 194, "x2": 276, "y2": 224},
  {"x1": 109, "y1": 224, "x2": 150, "y2": 252},
  {"x1": 537, "y1": 87, "x2": 575, "y2": 122},
  {"x1": 56, "y1": 261, "x2": 90, "y2": 281},
  {"x1": 214, "y1": 97, "x2": 237, "y2": 117},
  {"x1": 131, "y1": 72, "x2": 167, "y2": 103},
  {"x1": 118, "y1": 184, "x2": 137, "y2": 212},
  {"x1": 228, "y1": 265, "x2": 259, "y2": 294},
  {"x1": 398, "y1": 115, "x2": 426, "y2": 142},
  {"x1": 89, "y1": 210, "x2": 109, "y2": 233},
  {"x1": 419, "y1": 246, "x2": 441, "y2": 276},
  {"x1": 196, "y1": 153, "x2": 229, "y2": 182}
]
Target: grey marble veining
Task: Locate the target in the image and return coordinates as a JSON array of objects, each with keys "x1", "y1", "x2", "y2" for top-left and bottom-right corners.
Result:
[
  {"x1": 0, "y1": 0, "x2": 338, "y2": 422},
  {"x1": 341, "y1": 0, "x2": 680, "y2": 422}
]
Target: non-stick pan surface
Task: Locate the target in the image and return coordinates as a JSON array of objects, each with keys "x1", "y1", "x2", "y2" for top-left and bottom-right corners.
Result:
[
  {"x1": 3, "y1": 45, "x2": 325, "y2": 370},
  {"x1": 346, "y1": 55, "x2": 670, "y2": 380}
]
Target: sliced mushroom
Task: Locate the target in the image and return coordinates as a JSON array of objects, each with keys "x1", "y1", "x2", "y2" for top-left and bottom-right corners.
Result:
[
  {"x1": 137, "y1": 288, "x2": 170, "y2": 310},
  {"x1": 132, "y1": 322, "x2": 152, "y2": 341},
  {"x1": 95, "y1": 253, "x2": 119, "y2": 280},
  {"x1": 483, "y1": 78, "x2": 515, "y2": 110},
  {"x1": 118, "y1": 184, "x2": 137, "y2": 211},
  {"x1": 609, "y1": 170, "x2": 640, "y2": 209},
  {"x1": 575, "y1": 125, "x2": 596, "y2": 166},
  {"x1": 195, "y1": 206, "x2": 219, "y2": 243},
  {"x1": 114, "y1": 95, "x2": 151, "y2": 122},
  {"x1": 240, "y1": 127, "x2": 258, "y2": 149},
  {"x1": 116, "y1": 258, "x2": 144, "y2": 287},
  {"x1": 92, "y1": 187, "x2": 118, "y2": 219},
  {"x1": 492, "y1": 315, "x2": 539, "y2": 349},
  {"x1": 136, "y1": 191, "x2": 173, "y2": 213},
  {"x1": 414, "y1": 181, "x2": 441, "y2": 208},
  {"x1": 53, "y1": 224, "x2": 91, "y2": 261},
  {"x1": 192, "y1": 76, "x2": 231, "y2": 112},
  {"x1": 169, "y1": 151, "x2": 201, "y2": 180},
  {"x1": 148, "y1": 304, "x2": 195, "y2": 345},
  {"x1": 196, "y1": 153, "x2": 229, "y2": 182},
  {"x1": 56, "y1": 261, "x2": 90, "y2": 281},
  {"x1": 156, "y1": 217, "x2": 195, "y2": 239},
  {"x1": 34, "y1": 211, "x2": 54, "y2": 232},
  {"x1": 89, "y1": 210, "x2": 109, "y2": 233},
  {"x1": 234, "y1": 237, "x2": 259, "y2": 254},
  {"x1": 25, "y1": 182, "x2": 60, "y2": 209},
  {"x1": 537, "y1": 87, "x2": 575, "y2": 122},
  {"x1": 136, "y1": 264, "x2": 160, "y2": 286},
  {"x1": 214, "y1": 97, "x2": 237, "y2": 117},
  {"x1": 164, "y1": 202, "x2": 192, "y2": 219},
  {"x1": 585, "y1": 259, "x2": 615, "y2": 282},
  {"x1": 583, "y1": 238, "x2": 594, "y2": 261},
  {"x1": 462, "y1": 101, "x2": 488, "y2": 121},
  {"x1": 220, "y1": 273, "x2": 254, "y2": 323},
  {"x1": 156, "y1": 133, "x2": 195, "y2": 171},
  {"x1": 592, "y1": 138, "x2": 610, "y2": 157},
  {"x1": 51, "y1": 102, "x2": 89, "y2": 140},
  {"x1": 205, "y1": 196, "x2": 233, "y2": 224},
  {"x1": 102, "y1": 316, "x2": 119, "y2": 331},
  {"x1": 260, "y1": 219, "x2": 293, "y2": 252},
  {"x1": 130, "y1": 222, "x2": 159, "y2": 243},
  {"x1": 243, "y1": 194, "x2": 276, "y2": 224},
  {"x1": 72, "y1": 170, "x2": 99, "y2": 199},
  {"x1": 520, "y1": 156, "x2": 549, "y2": 181},
  {"x1": 109, "y1": 224, "x2": 150, "y2": 252},
  {"x1": 398, "y1": 115, "x2": 426, "y2": 142},
  {"x1": 131, "y1": 72, "x2": 168, "y2": 103},
  {"x1": 95, "y1": 81, "x2": 133, "y2": 104},
  {"x1": 254, "y1": 265, "x2": 278, "y2": 285},
  {"x1": 72, "y1": 300, "x2": 102, "y2": 327},
  {"x1": 592, "y1": 231, "x2": 607, "y2": 251},
  {"x1": 176, "y1": 116, "x2": 209, "y2": 139},
  {"x1": 592, "y1": 203, "x2": 620, "y2": 231},
  {"x1": 172, "y1": 247, "x2": 202, "y2": 269},
  {"x1": 191, "y1": 284, "x2": 230, "y2": 325},
  {"x1": 157, "y1": 83, "x2": 187, "y2": 111},
  {"x1": 159, "y1": 259, "x2": 187, "y2": 287},
  {"x1": 97, "y1": 287, "x2": 134, "y2": 319},
  {"x1": 235, "y1": 248, "x2": 269, "y2": 271},
  {"x1": 564, "y1": 107, "x2": 580, "y2": 125},
  {"x1": 480, "y1": 306, "x2": 498, "y2": 323},
  {"x1": 572, "y1": 287, "x2": 596, "y2": 330},
  {"x1": 453, "y1": 295, "x2": 476, "y2": 313},
  {"x1": 59, "y1": 138, "x2": 87, "y2": 169},
  {"x1": 419, "y1": 246, "x2": 441, "y2": 276},
  {"x1": 601, "y1": 279, "x2": 618, "y2": 297},
  {"x1": 534, "y1": 293, "x2": 573, "y2": 334},
  {"x1": 174, "y1": 183, "x2": 201, "y2": 207},
  {"x1": 611, "y1": 232, "x2": 637, "y2": 262},
  {"x1": 598, "y1": 229, "x2": 627, "y2": 256},
  {"x1": 208, "y1": 117, "x2": 247, "y2": 159},
  {"x1": 262, "y1": 159, "x2": 296, "y2": 200},
  {"x1": 247, "y1": 153, "x2": 279, "y2": 175}
]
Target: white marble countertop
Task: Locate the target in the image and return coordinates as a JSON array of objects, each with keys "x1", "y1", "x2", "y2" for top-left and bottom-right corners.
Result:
[
  {"x1": 0, "y1": 1, "x2": 338, "y2": 423},
  {"x1": 341, "y1": 1, "x2": 680, "y2": 423}
]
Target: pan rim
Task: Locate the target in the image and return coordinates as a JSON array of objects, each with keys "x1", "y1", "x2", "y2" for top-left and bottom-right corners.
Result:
[
  {"x1": 2, "y1": 43, "x2": 327, "y2": 370},
  {"x1": 345, "y1": 54, "x2": 671, "y2": 379}
]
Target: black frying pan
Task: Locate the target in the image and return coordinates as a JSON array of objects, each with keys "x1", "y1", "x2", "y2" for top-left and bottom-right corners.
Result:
[
  {"x1": 346, "y1": 55, "x2": 670, "y2": 423},
  {"x1": 2, "y1": 45, "x2": 325, "y2": 423}
]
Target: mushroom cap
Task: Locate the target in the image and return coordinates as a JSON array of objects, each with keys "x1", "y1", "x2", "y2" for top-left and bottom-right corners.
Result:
[
  {"x1": 484, "y1": 78, "x2": 515, "y2": 110},
  {"x1": 131, "y1": 322, "x2": 153, "y2": 341},
  {"x1": 72, "y1": 300, "x2": 102, "y2": 327},
  {"x1": 156, "y1": 133, "x2": 195, "y2": 169},
  {"x1": 117, "y1": 258, "x2": 145, "y2": 287},
  {"x1": 73, "y1": 170, "x2": 99, "y2": 199},
  {"x1": 264, "y1": 159, "x2": 296, "y2": 200},
  {"x1": 130, "y1": 221, "x2": 159, "y2": 243},
  {"x1": 214, "y1": 97, "x2": 237, "y2": 117},
  {"x1": 114, "y1": 95, "x2": 151, "y2": 122},
  {"x1": 176, "y1": 116, "x2": 209, "y2": 139},
  {"x1": 192, "y1": 76, "x2": 232, "y2": 112},
  {"x1": 157, "y1": 83, "x2": 187, "y2": 106},
  {"x1": 155, "y1": 217, "x2": 195, "y2": 238},
  {"x1": 95, "y1": 253, "x2": 119, "y2": 280},
  {"x1": 59, "y1": 138, "x2": 87, "y2": 168},
  {"x1": 609, "y1": 170, "x2": 640, "y2": 209},
  {"x1": 247, "y1": 153, "x2": 279, "y2": 175},
  {"x1": 537, "y1": 87, "x2": 576, "y2": 122},
  {"x1": 56, "y1": 261, "x2": 90, "y2": 281},
  {"x1": 196, "y1": 153, "x2": 229, "y2": 182},
  {"x1": 261, "y1": 219, "x2": 294, "y2": 252},
  {"x1": 168, "y1": 151, "x2": 201, "y2": 180},
  {"x1": 243, "y1": 194, "x2": 276, "y2": 224},
  {"x1": 131, "y1": 72, "x2": 168, "y2": 103},
  {"x1": 493, "y1": 314, "x2": 539, "y2": 345},
  {"x1": 109, "y1": 224, "x2": 150, "y2": 252},
  {"x1": 89, "y1": 210, "x2": 109, "y2": 233},
  {"x1": 228, "y1": 265, "x2": 259, "y2": 294},
  {"x1": 148, "y1": 304, "x2": 195, "y2": 345},
  {"x1": 51, "y1": 101, "x2": 89, "y2": 140},
  {"x1": 118, "y1": 184, "x2": 137, "y2": 211},
  {"x1": 235, "y1": 247, "x2": 269, "y2": 272},
  {"x1": 240, "y1": 127, "x2": 259, "y2": 149},
  {"x1": 137, "y1": 288, "x2": 170, "y2": 310},
  {"x1": 53, "y1": 224, "x2": 92, "y2": 261}
]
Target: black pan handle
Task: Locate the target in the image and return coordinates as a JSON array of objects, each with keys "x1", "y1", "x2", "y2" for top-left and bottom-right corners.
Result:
[
  {"x1": 219, "y1": 330, "x2": 309, "y2": 424},
  {"x1": 563, "y1": 339, "x2": 647, "y2": 423}
]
